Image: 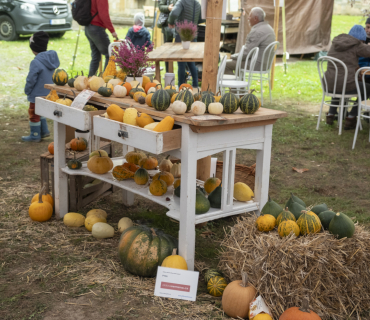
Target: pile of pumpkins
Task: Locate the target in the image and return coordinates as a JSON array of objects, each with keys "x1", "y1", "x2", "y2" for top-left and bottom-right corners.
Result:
[
  {"x1": 174, "y1": 174, "x2": 254, "y2": 215},
  {"x1": 257, "y1": 193, "x2": 355, "y2": 240},
  {"x1": 63, "y1": 209, "x2": 134, "y2": 239},
  {"x1": 105, "y1": 104, "x2": 175, "y2": 132}
]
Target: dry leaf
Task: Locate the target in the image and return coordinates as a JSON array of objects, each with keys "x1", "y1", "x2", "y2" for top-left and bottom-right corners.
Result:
[
  {"x1": 200, "y1": 230, "x2": 215, "y2": 238},
  {"x1": 292, "y1": 167, "x2": 309, "y2": 174}
]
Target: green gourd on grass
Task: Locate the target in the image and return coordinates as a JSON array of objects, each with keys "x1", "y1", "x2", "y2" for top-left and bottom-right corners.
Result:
[
  {"x1": 208, "y1": 185, "x2": 222, "y2": 209},
  {"x1": 261, "y1": 196, "x2": 283, "y2": 218},
  {"x1": 318, "y1": 210, "x2": 336, "y2": 230},
  {"x1": 285, "y1": 193, "x2": 305, "y2": 208},
  {"x1": 311, "y1": 203, "x2": 329, "y2": 215},
  {"x1": 174, "y1": 186, "x2": 211, "y2": 214},
  {"x1": 287, "y1": 199, "x2": 306, "y2": 220},
  {"x1": 329, "y1": 212, "x2": 355, "y2": 239}
]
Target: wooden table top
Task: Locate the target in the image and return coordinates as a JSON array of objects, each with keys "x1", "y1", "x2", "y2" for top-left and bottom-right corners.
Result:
[
  {"x1": 148, "y1": 42, "x2": 205, "y2": 62},
  {"x1": 45, "y1": 84, "x2": 287, "y2": 130}
]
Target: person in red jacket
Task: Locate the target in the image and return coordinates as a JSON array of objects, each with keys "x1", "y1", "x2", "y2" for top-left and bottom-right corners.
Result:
[{"x1": 85, "y1": 0, "x2": 118, "y2": 77}]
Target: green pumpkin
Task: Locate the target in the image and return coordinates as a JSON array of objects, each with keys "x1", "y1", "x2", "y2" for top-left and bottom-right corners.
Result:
[
  {"x1": 152, "y1": 84, "x2": 171, "y2": 111},
  {"x1": 134, "y1": 167, "x2": 149, "y2": 185},
  {"x1": 129, "y1": 83, "x2": 145, "y2": 99},
  {"x1": 204, "y1": 269, "x2": 222, "y2": 283},
  {"x1": 67, "y1": 154, "x2": 82, "y2": 170},
  {"x1": 68, "y1": 72, "x2": 79, "y2": 88},
  {"x1": 285, "y1": 193, "x2": 305, "y2": 208},
  {"x1": 83, "y1": 105, "x2": 98, "y2": 111},
  {"x1": 98, "y1": 84, "x2": 113, "y2": 97},
  {"x1": 287, "y1": 199, "x2": 306, "y2": 220},
  {"x1": 165, "y1": 80, "x2": 177, "y2": 97},
  {"x1": 175, "y1": 88, "x2": 194, "y2": 111},
  {"x1": 118, "y1": 226, "x2": 178, "y2": 277},
  {"x1": 240, "y1": 90, "x2": 260, "y2": 114},
  {"x1": 52, "y1": 68, "x2": 68, "y2": 86},
  {"x1": 208, "y1": 185, "x2": 222, "y2": 209},
  {"x1": 174, "y1": 185, "x2": 181, "y2": 197},
  {"x1": 196, "y1": 188, "x2": 210, "y2": 214},
  {"x1": 207, "y1": 276, "x2": 227, "y2": 297},
  {"x1": 329, "y1": 212, "x2": 355, "y2": 239},
  {"x1": 202, "y1": 84, "x2": 215, "y2": 96},
  {"x1": 318, "y1": 210, "x2": 336, "y2": 230},
  {"x1": 261, "y1": 196, "x2": 284, "y2": 219},
  {"x1": 201, "y1": 92, "x2": 215, "y2": 113},
  {"x1": 220, "y1": 92, "x2": 239, "y2": 114},
  {"x1": 311, "y1": 203, "x2": 329, "y2": 215}
]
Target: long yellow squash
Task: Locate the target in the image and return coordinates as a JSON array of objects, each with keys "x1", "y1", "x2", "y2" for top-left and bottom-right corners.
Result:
[{"x1": 153, "y1": 116, "x2": 174, "y2": 132}]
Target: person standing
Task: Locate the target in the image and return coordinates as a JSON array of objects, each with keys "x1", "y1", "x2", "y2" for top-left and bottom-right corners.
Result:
[
  {"x1": 168, "y1": 0, "x2": 203, "y2": 89},
  {"x1": 159, "y1": 0, "x2": 176, "y2": 72},
  {"x1": 85, "y1": 0, "x2": 118, "y2": 77},
  {"x1": 225, "y1": 7, "x2": 275, "y2": 75}
]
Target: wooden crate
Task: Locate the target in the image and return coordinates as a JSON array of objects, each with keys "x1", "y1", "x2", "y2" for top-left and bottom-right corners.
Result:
[
  {"x1": 40, "y1": 141, "x2": 114, "y2": 211},
  {"x1": 216, "y1": 161, "x2": 256, "y2": 191}
]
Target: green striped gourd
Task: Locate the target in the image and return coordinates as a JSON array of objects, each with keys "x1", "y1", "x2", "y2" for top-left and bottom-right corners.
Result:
[
  {"x1": 175, "y1": 88, "x2": 194, "y2": 111},
  {"x1": 151, "y1": 84, "x2": 171, "y2": 111},
  {"x1": 201, "y1": 85, "x2": 215, "y2": 113},
  {"x1": 240, "y1": 90, "x2": 259, "y2": 114},
  {"x1": 297, "y1": 210, "x2": 321, "y2": 235},
  {"x1": 220, "y1": 92, "x2": 239, "y2": 114},
  {"x1": 52, "y1": 68, "x2": 68, "y2": 86}
]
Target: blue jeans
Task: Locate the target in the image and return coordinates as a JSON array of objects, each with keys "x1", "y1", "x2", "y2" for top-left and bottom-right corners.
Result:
[
  {"x1": 175, "y1": 34, "x2": 198, "y2": 87},
  {"x1": 85, "y1": 24, "x2": 110, "y2": 77}
]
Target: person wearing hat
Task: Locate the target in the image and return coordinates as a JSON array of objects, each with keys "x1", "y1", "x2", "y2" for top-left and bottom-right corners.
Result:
[
  {"x1": 23, "y1": 31, "x2": 60, "y2": 142},
  {"x1": 125, "y1": 12, "x2": 152, "y2": 48},
  {"x1": 325, "y1": 25, "x2": 370, "y2": 129}
]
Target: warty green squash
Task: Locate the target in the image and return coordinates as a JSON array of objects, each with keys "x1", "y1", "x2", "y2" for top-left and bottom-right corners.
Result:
[
  {"x1": 239, "y1": 90, "x2": 259, "y2": 114},
  {"x1": 151, "y1": 84, "x2": 171, "y2": 111}
]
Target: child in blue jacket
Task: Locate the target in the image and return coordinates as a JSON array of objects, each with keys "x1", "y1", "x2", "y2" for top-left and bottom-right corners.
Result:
[
  {"x1": 23, "y1": 31, "x2": 60, "y2": 142},
  {"x1": 126, "y1": 13, "x2": 152, "y2": 48}
]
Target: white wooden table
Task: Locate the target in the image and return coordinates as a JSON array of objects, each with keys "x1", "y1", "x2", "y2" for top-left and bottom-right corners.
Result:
[{"x1": 36, "y1": 85, "x2": 286, "y2": 270}]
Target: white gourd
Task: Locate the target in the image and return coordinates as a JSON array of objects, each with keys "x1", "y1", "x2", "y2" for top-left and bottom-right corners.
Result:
[
  {"x1": 191, "y1": 101, "x2": 206, "y2": 115},
  {"x1": 89, "y1": 76, "x2": 105, "y2": 92},
  {"x1": 171, "y1": 163, "x2": 181, "y2": 178},
  {"x1": 172, "y1": 100, "x2": 187, "y2": 115},
  {"x1": 74, "y1": 76, "x2": 88, "y2": 91},
  {"x1": 118, "y1": 217, "x2": 133, "y2": 232},
  {"x1": 144, "y1": 122, "x2": 158, "y2": 130},
  {"x1": 92, "y1": 222, "x2": 114, "y2": 239},
  {"x1": 147, "y1": 87, "x2": 156, "y2": 94},
  {"x1": 208, "y1": 102, "x2": 223, "y2": 115},
  {"x1": 108, "y1": 78, "x2": 121, "y2": 87},
  {"x1": 113, "y1": 85, "x2": 127, "y2": 98}
]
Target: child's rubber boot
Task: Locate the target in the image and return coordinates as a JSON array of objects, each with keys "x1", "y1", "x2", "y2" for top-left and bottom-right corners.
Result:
[
  {"x1": 40, "y1": 117, "x2": 50, "y2": 138},
  {"x1": 22, "y1": 121, "x2": 41, "y2": 142}
]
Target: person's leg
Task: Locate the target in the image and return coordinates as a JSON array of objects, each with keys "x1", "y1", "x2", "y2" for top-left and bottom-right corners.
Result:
[
  {"x1": 178, "y1": 62, "x2": 186, "y2": 87},
  {"x1": 224, "y1": 59, "x2": 237, "y2": 75},
  {"x1": 22, "y1": 102, "x2": 41, "y2": 142},
  {"x1": 40, "y1": 117, "x2": 50, "y2": 138},
  {"x1": 85, "y1": 25, "x2": 102, "y2": 77},
  {"x1": 186, "y1": 62, "x2": 198, "y2": 88}
]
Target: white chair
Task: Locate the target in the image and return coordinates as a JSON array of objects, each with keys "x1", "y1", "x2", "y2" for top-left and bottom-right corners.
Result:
[
  {"x1": 218, "y1": 47, "x2": 259, "y2": 97},
  {"x1": 244, "y1": 41, "x2": 279, "y2": 106},
  {"x1": 316, "y1": 56, "x2": 358, "y2": 135},
  {"x1": 353, "y1": 67, "x2": 370, "y2": 149},
  {"x1": 215, "y1": 56, "x2": 228, "y2": 93},
  {"x1": 222, "y1": 45, "x2": 246, "y2": 81}
]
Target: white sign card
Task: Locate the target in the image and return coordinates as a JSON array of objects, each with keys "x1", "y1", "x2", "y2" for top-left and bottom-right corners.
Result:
[
  {"x1": 249, "y1": 295, "x2": 272, "y2": 318},
  {"x1": 70, "y1": 90, "x2": 95, "y2": 110},
  {"x1": 274, "y1": 0, "x2": 284, "y2": 7},
  {"x1": 201, "y1": 0, "x2": 227, "y2": 20},
  {"x1": 154, "y1": 267, "x2": 199, "y2": 301}
]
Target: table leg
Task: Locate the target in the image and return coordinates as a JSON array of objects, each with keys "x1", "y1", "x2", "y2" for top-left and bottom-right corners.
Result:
[
  {"x1": 254, "y1": 124, "x2": 273, "y2": 215},
  {"x1": 155, "y1": 61, "x2": 161, "y2": 82},
  {"x1": 54, "y1": 121, "x2": 68, "y2": 219},
  {"x1": 179, "y1": 124, "x2": 198, "y2": 271},
  {"x1": 168, "y1": 62, "x2": 174, "y2": 73},
  {"x1": 122, "y1": 144, "x2": 135, "y2": 206}
]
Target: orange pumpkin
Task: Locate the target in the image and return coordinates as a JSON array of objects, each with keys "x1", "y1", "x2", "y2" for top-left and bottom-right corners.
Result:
[
  {"x1": 112, "y1": 165, "x2": 135, "y2": 180},
  {"x1": 122, "y1": 162, "x2": 140, "y2": 172},
  {"x1": 139, "y1": 156, "x2": 158, "y2": 170},
  {"x1": 31, "y1": 191, "x2": 54, "y2": 207},
  {"x1": 179, "y1": 83, "x2": 193, "y2": 91},
  {"x1": 145, "y1": 82, "x2": 157, "y2": 93},
  {"x1": 117, "y1": 81, "x2": 132, "y2": 94},
  {"x1": 279, "y1": 299, "x2": 322, "y2": 320},
  {"x1": 153, "y1": 171, "x2": 174, "y2": 187},
  {"x1": 70, "y1": 137, "x2": 87, "y2": 151},
  {"x1": 146, "y1": 93, "x2": 154, "y2": 107},
  {"x1": 29, "y1": 187, "x2": 53, "y2": 222},
  {"x1": 48, "y1": 142, "x2": 54, "y2": 155}
]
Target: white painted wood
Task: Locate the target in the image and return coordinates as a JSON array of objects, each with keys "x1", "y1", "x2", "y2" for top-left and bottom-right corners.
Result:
[
  {"x1": 254, "y1": 124, "x2": 273, "y2": 215},
  {"x1": 93, "y1": 116, "x2": 181, "y2": 154},
  {"x1": 35, "y1": 97, "x2": 91, "y2": 131},
  {"x1": 54, "y1": 121, "x2": 68, "y2": 219},
  {"x1": 178, "y1": 124, "x2": 198, "y2": 271}
]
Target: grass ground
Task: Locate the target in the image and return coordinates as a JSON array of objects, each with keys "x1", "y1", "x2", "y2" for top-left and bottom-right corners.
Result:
[{"x1": 0, "y1": 15, "x2": 370, "y2": 319}]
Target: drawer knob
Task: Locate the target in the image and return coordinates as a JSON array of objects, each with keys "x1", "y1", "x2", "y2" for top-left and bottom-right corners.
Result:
[
  {"x1": 53, "y1": 110, "x2": 62, "y2": 117},
  {"x1": 118, "y1": 130, "x2": 129, "y2": 138}
]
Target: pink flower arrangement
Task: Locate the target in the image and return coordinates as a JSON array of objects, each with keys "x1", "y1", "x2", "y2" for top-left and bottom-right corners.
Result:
[
  {"x1": 113, "y1": 40, "x2": 154, "y2": 78},
  {"x1": 176, "y1": 20, "x2": 198, "y2": 42}
]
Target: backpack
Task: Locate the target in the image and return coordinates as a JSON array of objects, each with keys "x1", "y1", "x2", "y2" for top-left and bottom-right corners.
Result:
[{"x1": 71, "y1": 0, "x2": 98, "y2": 26}]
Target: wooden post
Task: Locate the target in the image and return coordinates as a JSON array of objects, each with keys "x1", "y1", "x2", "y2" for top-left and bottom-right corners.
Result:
[
  {"x1": 200, "y1": 0, "x2": 223, "y2": 93},
  {"x1": 271, "y1": 0, "x2": 280, "y2": 90},
  {"x1": 196, "y1": 156, "x2": 211, "y2": 181}
]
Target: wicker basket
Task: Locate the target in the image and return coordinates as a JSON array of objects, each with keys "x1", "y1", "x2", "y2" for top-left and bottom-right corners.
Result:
[{"x1": 216, "y1": 161, "x2": 256, "y2": 190}]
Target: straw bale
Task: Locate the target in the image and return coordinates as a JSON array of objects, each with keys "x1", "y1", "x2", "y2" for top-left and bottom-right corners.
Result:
[{"x1": 218, "y1": 215, "x2": 370, "y2": 319}]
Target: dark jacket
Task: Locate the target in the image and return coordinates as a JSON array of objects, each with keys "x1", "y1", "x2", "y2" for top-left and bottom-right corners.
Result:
[
  {"x1": 159, "y1": 0, "x2": 177, "y2": 15},
  {"x1": 168, "y1": 0, "x2": 203, "y2": 26},
  {"x1": 326, "y1": 34, "x2": 370, "y2": 92},
  {"x1": 25, "y1": 50, "x2": 60, "y2": 103},
  {"x1": 126, "y1": 27, "x2": 152, "y2": 48}
]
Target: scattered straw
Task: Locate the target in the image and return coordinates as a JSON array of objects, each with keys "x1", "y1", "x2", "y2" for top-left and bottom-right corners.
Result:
[{"x1": 218, "y1": 215, "x2": 370, "y2": 320}]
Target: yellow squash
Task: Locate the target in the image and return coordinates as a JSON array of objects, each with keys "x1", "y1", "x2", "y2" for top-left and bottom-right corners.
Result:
[{"x1": 153, "y1": 116, "x2": 174, "y2": 132}]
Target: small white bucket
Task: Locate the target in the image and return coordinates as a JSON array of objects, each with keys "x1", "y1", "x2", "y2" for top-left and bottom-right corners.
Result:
[
  {"x1": 75, "y1": 129, "x2": 90, "y2": 144},
  {"x1": 164, "y1": 73, "x2": 175, "y2": 87}
]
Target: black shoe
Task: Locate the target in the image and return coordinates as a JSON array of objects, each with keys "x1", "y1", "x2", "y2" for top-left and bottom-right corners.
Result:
[
  {"x1": 344, "y1": 117, "x2": 357, "y2": 130},
  {"x1": 326, "y1": 113, "x2": 335, "y2": 125}
]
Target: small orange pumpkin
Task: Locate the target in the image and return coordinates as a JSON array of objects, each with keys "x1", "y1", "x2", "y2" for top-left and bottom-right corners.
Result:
[
  {"x1": 48, "y1": 142, "x2": 54, "y2": 155},
  {"x1": 29, "y1": 186, "x2": 53, "y2": 222},
  {"x1": 179, "y1": 83, "x2": 193, "y2": 91},
  {"x1": 70, "y1": 137, "x2": 87, "y2": 151},
  {"x1": 145, "y1": 82, "x2": 157, "y2": 93},
  {"x1": 146, "y1": 93, "x2": 154, "y2": 107},
  {"x1": 149, "y1": 174, "x2": 167, "y2": 196},
  {"x1": 31, "y1": 189, "x2": 54, "y2": 207},
  {"x1": 153, "y1": 171, "x2": 174, "y2": 187},
  {"x1": 122, "y1": 162, "x2": 140, "y2": 172},
  {"x1": 279, "y1": 298, "x2": 322, "y2": 320},
  {"x1": 139, "y1": 156, "x2": 158, "y2": 170}
]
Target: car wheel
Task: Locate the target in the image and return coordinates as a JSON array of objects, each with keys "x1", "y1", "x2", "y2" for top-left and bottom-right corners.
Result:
[
  {"x1": 0, "y1": 15, "x2": 18, "y2": 41},
  {"x1": 49, "y1": 31, "x2": 66, "y2": 38}
]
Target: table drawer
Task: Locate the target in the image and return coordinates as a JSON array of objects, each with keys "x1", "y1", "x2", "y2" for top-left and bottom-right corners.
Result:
[
  {"x1": 93, "y1": 116, "x2": 181, "y2": 154},
  {"x1": 35, "y1": 97, "x2": 101, "y2": 131}
]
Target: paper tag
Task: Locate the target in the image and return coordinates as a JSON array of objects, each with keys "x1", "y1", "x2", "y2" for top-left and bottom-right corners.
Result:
[
  {"x1": 191, "y1": 115, "x2": 226, "y2": 121},
  {"x1": 249, "y1": 296, "x2": 272, "y2": 318},
  {"x1": 154, "y1": 267, "x2": 199, "y2": 301},
  {"x1": 70, "y1": 90, "x2": 95, "y2": 110}
]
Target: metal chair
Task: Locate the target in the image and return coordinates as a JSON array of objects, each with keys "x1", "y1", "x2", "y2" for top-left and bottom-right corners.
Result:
[
  {"x1": 218, "y1": 47, "x2": 259, "y2": 97},
  {"x1": 316, "y1": 56, "x2": 358, "y2": 135},
  {"x1": 353, "y1": 67, "x2": 370, "y2": 149},
  {"x1": 222, "y1": 45, "x2": 246, "y2": 81},
  {"x1": 244, "y1": 41, "x2": 279, "y2": 106},
  {"x1": 215, "y1": 56, "x2": 228, "y2": 93}
]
